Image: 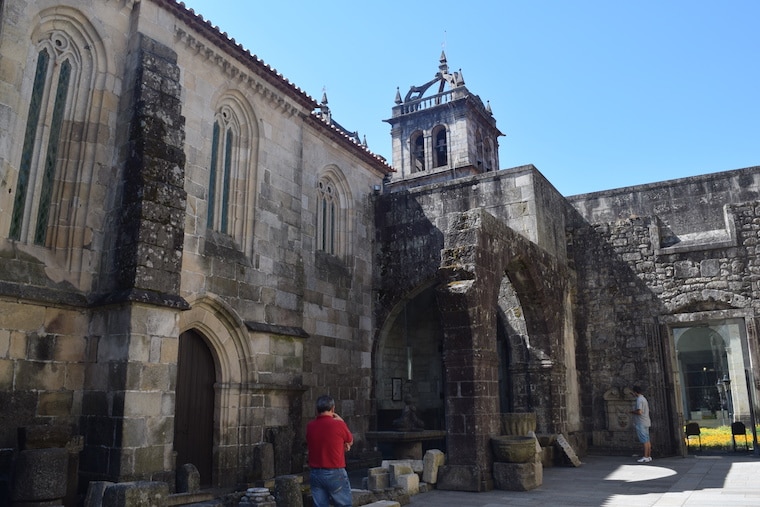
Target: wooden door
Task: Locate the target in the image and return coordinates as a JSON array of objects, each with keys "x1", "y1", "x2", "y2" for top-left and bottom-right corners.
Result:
[{"x1": 174, "y1": 330, "x2": 215, "y2": 486}]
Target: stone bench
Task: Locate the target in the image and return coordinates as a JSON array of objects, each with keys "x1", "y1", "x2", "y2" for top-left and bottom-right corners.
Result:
[{"x1": 365, "y1": 430, "x2": 446, "y2": 460}]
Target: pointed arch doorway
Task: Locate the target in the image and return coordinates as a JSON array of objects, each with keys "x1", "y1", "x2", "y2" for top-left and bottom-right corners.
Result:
[{"x1": 175, "y1": 329, "x2": 216, "y2": 486}]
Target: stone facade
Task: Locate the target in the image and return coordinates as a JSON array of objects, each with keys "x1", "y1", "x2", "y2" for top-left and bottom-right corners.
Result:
[
  {"x1": 1, "y1": 0, "x2": 759, "y2": 500},
  {"x1": 0, "y1": 0, "x2": 388, "y2": 493}
]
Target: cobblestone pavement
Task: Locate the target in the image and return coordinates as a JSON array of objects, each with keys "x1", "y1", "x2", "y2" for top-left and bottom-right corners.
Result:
[{"x1": 407, "y1": 453, "x2": 760, "y2": 507}]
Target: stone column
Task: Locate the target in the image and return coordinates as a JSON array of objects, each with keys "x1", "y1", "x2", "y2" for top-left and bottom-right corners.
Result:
[{"x1": 435, "y1": 211, "x2": 503, "y2": 492}]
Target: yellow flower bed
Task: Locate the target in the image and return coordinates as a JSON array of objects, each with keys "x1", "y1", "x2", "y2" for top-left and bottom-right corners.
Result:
[{"x1": 686, "y1": 425, "x2": 757, "y2": 450}]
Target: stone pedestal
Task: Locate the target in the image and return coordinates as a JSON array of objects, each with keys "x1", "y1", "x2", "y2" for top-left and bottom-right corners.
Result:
[
  {"x1": 492, "y1": 461, "x2": 543, "y2": 491},
  {"x1": 239, "y1": 487, "x2": 275, "y2": 506}
]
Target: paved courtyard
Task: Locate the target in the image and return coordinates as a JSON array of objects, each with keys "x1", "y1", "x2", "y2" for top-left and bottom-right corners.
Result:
[{"x1": 407, "y1": 453, "x2": 760, "y2": 507}]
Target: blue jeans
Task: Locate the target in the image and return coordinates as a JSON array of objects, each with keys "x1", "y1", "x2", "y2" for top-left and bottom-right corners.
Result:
[{"x1": 310, "y1": 468, "x2": 352, "y2": 507}]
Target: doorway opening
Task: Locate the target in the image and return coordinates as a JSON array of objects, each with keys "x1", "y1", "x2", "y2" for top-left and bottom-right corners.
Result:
[
  {"x1": 672, "y1": 319, "x2": 752, "y2": 428},
  {"x1": 175, "y1": 329, "x2": 216, "y2": 486}
]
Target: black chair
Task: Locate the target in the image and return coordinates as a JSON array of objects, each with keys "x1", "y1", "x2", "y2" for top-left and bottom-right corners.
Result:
[
  {"x1": 685, "y1": 422, "x2": 702, "y2": 451},
  {"x1": 732, "y1": 421, "x2": 748, "y2": 451}
]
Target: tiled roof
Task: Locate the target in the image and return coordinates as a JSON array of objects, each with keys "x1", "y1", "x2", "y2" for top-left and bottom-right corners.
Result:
[{"x1": 160, "y1": 0, "x2": 393, "y2": 173}]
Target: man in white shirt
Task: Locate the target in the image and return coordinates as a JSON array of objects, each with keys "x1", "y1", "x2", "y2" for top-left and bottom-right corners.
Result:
[{"x1": 631, "y1": 386, "x2": 652, "y2": 463}]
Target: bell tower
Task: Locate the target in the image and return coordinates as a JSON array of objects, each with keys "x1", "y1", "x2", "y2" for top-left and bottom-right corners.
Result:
[{"x1": 384, "y1": 52, "x2": 503, "y2": 187}]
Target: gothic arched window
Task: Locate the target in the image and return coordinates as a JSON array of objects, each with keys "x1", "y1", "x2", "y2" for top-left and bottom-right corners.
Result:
[
  {"x1": 207, "y1": 106, "x2": 237, "y2": 234},
  {"x1": 316, "y1": 167, "x2": 352, "y2": 258},
  {"x1": 317, "y1": 179, "x2": 337, "y2": 255},
  {"x1": 11, "y1": 31, "x2": 81, "y2": 245},
  {"x1": 206, "y1": 96, "x2": 258, "y2": 253}
]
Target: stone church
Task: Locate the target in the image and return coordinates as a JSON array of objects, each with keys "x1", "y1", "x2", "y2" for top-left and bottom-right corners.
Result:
[{"x1": 1, "y1": 0, "x2": 759, "y2": 498}]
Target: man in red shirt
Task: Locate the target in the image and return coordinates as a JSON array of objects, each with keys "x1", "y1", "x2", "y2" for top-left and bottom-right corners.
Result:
[{"x1": 306, "y1": 395, "x2": 354, "y2": 507}]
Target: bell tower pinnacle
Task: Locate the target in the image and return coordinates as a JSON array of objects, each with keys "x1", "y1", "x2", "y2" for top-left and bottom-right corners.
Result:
[{"x1": 384, "y1": 52, "x2": 503, "y2": 187}]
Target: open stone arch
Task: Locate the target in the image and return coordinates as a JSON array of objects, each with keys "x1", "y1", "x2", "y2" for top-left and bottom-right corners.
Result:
[
  {"x1": 435, "y1": 208, "x2": 572, "y2": 491},
  {"x1": 373, "y1": 279, "x2": 445, "y2": 431}
]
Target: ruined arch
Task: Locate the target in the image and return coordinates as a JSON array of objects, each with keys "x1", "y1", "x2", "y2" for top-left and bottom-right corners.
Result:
[
  {"x1": 435, "y1": 208, "x2": 574, "y2": 487},
  {"x1": 373, "y1": 280, "x2": 445, "y2": 431}
]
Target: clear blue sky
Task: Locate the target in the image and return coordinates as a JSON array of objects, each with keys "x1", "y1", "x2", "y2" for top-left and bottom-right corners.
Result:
[{"x1": 181, "y1": 0, "x2": 759, "y2": 196}]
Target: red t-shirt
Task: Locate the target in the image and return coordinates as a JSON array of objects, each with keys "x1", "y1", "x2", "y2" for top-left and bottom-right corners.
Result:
[{"x1": 306, "y1": 414, "x2": 353, "y2": 469}]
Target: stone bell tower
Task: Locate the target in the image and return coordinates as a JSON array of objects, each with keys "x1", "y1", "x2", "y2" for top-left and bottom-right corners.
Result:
[{"x1": 384, "y1": 51, "x2": 503, "y2": 187}]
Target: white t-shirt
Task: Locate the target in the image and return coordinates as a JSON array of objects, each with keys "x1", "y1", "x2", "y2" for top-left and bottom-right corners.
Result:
[{"x1": 634, "y1": 394, "x2": 651, "y2": 427}]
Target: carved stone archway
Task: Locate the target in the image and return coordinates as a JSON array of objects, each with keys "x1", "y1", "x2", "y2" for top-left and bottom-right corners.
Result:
[{"x1": 435, "y1": 208, "x2": 572, "y2": 491}]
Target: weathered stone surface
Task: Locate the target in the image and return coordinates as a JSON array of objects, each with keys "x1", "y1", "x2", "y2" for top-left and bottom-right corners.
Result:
[
  {"x1": 388, "y1": 463, "x2": 413, "y2": 487},
  {"x1": 274, "y1": 474, "x2": 303, "y2": 507},
  {"x1": 251, "y1": 442, "x2": 275, "y2": 481},
  {"x1": 367, "y1": 466, "x2": 390, "y2": 491},
  {"x1": 396, "y1": 472, "x2": 419, "y2": 495},
  {"x1": 84, "y1": 481, "x2": 114, "y2": 507},
  {"x1": 492, "y1": 461, "x2": 543, "y2": 491},
  {"x1": 102, "y1": 481, "x2": 169, "y2": 507},
  {"x1": 11, "y1": 448, "x2": 68, "y2": 501},
  {"x1": 176, "y1": 463, "x2": 200, "y2": 493},
  {"x1": 436, "y1": 464, "x2": 484, "y2": 492},
  {"x1": 422, "y1": 449, "x2": 445, "y2": 484}
]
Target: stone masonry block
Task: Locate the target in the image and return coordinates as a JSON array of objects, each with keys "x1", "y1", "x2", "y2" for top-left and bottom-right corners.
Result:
[
  {"x1": 12, "y1": 448, "x2": 68, "y2": 501},
  {"x1": 422, "y1": 449, "x2": 445, "y2": 484},
  {"x1": 367, "y1": 466, "x2": 389, "y2": 491},
  {"x1": 492, "y1": 461, "x2": 543, "y2": 491},
  {"x1": 103, "y1": 481, "x2": 169, "y2": 507},
  {"x1": 397, "y1": 472, "x2": 419, "y2": 495},
  {"x1": 382, "y1": 459, "x2": 423, "y2": 474},
  {"x1": 362, "y1": 501, "x2": 401, "y2": 507},
  {"x1": 388, "y1": 463, "x2": 413, "y2": 487}
]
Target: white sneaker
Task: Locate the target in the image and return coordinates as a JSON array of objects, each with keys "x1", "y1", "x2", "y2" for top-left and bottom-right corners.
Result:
[{"x1": 637, "y1": 457, "x2": 652, "y2": 463}]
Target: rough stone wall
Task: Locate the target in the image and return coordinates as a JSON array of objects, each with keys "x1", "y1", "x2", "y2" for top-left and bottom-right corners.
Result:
[
  {"x1": 376, "y1": 166, "x2": 578, "y2": 421},
  {"x1": 567, "y1": 167, "x2": 760, "y2": 454}
]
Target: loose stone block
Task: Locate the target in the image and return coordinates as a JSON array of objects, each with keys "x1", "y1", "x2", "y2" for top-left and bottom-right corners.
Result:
[
  {"x1": 492, "y1": 461, "x2": 543, "y2": 491},
  {"x1": 388, "y1": 463, "x2": 413, "y2": 487},
  {"x1": 381, "y1": 458, "x2": 422, "y2": 474},
  {"x1": 83, "y1": 480, "x2": 114, "y2": 507},
  {"x1": 176, "y1": 462, "x2": 200, "y2": 493},
  {"x1": 422, "y1": 449, "x2": 445, "y2": 484},
  {"x1": 103, "y1": 481, "x2": 169, "y2": 506},
  {"x1": 396, "y1": 473, "x2": 419, "y2": 495},
  {"x1": 367, "y1": 466, "x2": 390, "y2": 491}
]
